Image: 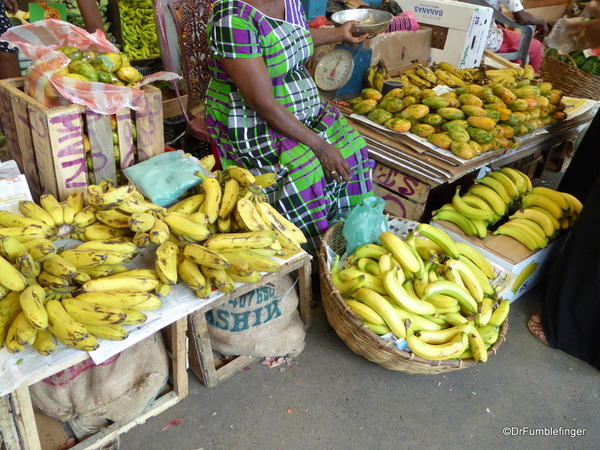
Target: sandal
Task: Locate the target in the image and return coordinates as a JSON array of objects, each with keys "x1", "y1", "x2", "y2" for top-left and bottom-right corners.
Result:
[{"x1": 527, "y1": 310, "x2": 549, "y2": 346}]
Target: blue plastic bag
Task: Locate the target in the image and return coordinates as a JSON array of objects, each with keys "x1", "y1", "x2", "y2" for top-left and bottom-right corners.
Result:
[
  {"x1": 343, "y1": 196, "x2": 389, "y2": 255},
  {"x1": 123, "y1": 151, "x2": 210, "y2": 206}
]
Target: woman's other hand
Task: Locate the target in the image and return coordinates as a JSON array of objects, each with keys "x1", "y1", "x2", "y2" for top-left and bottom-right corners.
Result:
[
  {"x1": 315, "y1": 143, "x2": 352, "y2": 183},
  {"x1": 339, "y1": 21, "x2": 368, "y2": 45}
]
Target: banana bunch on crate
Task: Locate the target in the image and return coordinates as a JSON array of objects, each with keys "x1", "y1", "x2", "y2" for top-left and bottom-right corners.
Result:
[
  {"x1": 486, "y1": 65, "x2": 536, "y2": 87},
  {"x1": 334, "y1": 225, "x2": 510, "y2": 362},
  {"x1": 364, "y1": 60, "x2": 388, "y2": 93},
  {"x1": 119, "y1": 0, "x2": 161, "y2": 60},
  {"x1": 432, "y1": 167, "x2": 583, "y2": 249},
  {"x1": 157, "y1": 156, "x2": 307, "y2": 298},
  {"x1": 0, "y1": 155, "x2": 307, "y2": 355}
]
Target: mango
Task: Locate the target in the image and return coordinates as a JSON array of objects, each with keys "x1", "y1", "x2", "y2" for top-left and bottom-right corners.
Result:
[
  {"x1": 467, "y1": 116, "x2": 495, "y2": 131},
  {"x1": 418, "y1": 89, "x2": 437, "y2": 100},
  {"x1": 367, "y1": 108, "x2": 393, "y2": 124},
  {"x1": 493, "y1": 86, "x2": 517, "y2": 104},
  {"x1": 538, "y1": 82, "x2": 553, "y2": 96},
  {"x1": 116, "y1": 66, "x2": 143, "y2": 83},
  {"x1": 512, "y1": 86, "x2": 541, "y2": 98},
  {"x1": 437, "y1": 107, "x2": 465, "y2": 120},
  {"x1": 498, "y1": 124, "x2": 514, "y2": 138},
  {"x1": 505, "y1": 114, "x2": 521, "y2": 128},
  {"x1": 400, "y1": 104, "x2": 430, "y2": 121},
  {"x1": 449, "y1": 127, "x2": 470, "y2": 143},
  {"x1": 82, "y1": 51, "x2": 96, "y2": 64},
  {"x1": 120, "y1": 54, "x2": 131, "y2": 67},
  {"x1": 68, "y1": 61, "x2": 98, "y2": 82},
  {"x1": 441, "y1": 94, "x2": 461, "y2": 108},
  {"x1": 467, "y1": 127, "x2": 492, "y2": 145},
  {"x1": 480, "y1": 143, "x2": 492, "y2": 153},
  {"x1": 97, "y1": 71, "x2": 112, "y2": 84},
  {"x1": 442, "y1": 119, "x2": 468, "y2": 132},
  {"x1": 362, "y1": 88, "x2": 382, "y2": 101},
  {"x1": 382, "y1": 88, "x2": 405, "y2": 101},
  {"x1": 541, "y1": 116, "x2": 553, "y2": 126},
  {"x1": 402, "y1": 96, "x2": 418, "y2": 108},
  {"x1": 513, "y1": 112, "x2": 528, "y2": 122},
  {"x1": 63, "y1": 73, "x2": 91, "y2": 82},
  {"x1": 403, "y1": 86, "x2": 420, "y2": 97},
  {"x1": 59, "y1": 46, "x2": 83, "y2": 61},
  {"x1": 461, "y1": 105, "x2": 487, "y2": 117},
  {"x1": 427, "y1": 133, "x2": 453, "y2": 149},
  {"x1": 465, "y1": 85, "x2": 485, "y2": 97},
  {"x1": 353, "y1": 99, "x2": 378, "y2": 114},
  {"x1": 450, "y1": 141, "x2": 477, "y2": 159},
  {"x1": 536, "y1": 96, "x2": 550, "y2": 108},
  {"x1": 95, "y1": 53, "x2": 122, "y2": 73},
  {"x1": 484, "y1": 109, "x2": 501, "y2": 121},
  {"x1": 384, "y1": 118, "x2": 412, "y2": 132},
  {"x1": 422, "y1": 96, "x2": 450, "y2": 110},
  {"x1": 55, "y1": 66, "x2": 69, "y2": 76},
  {"x1": 515, "y1": 80, "x2": 531, "y2": 88},
  {"x1": 528, "y1": 109, "x2": 541, "y2": 120},
  {"x1": 422, "y1": 113, "x2": 444, "y2": 126},
  {"x1": 412, "y1": 123, "x2": 435, "y2": 138},
  {"x1": 348, "y1": 96, "x2": 364, "y2": 106},
  {"x1": 509, "y1": 99, "x2": 529, "y2": 112},
  {"x1": 379, "y1": 98, "x2": 405, "y2": 113},
  {"x1": 469, "y1": 140, "x2": 482, "y2": 155},
  {"x1": 458, "y1": 93, "x2": 483, "y2": 107}
]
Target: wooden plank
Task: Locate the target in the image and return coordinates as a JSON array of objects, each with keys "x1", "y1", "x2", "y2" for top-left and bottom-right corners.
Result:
[
  {"x1": 373, "y1": 163, "x2": 431, "y2": 204},
  {"x1": 116, "y1": 108, "x2": 136, "y2": 170},
  {"x1": 135, "y1": 88, "x2": 164, "y2": 162},
  {"x1": 71, "y1": 392, "x2": 180, "y2": 450},
  {"x1": 10, "y1": 96, "x2": 42, "y2": 201},
  {"x1": 216, "y1": 355, "x2": 257, "y2": 383},
  {"x1": 162, "y1": 94, "x2": 187, "y2": 119},
  {"x1": 85, "y1": 110, "x2": 117, "y2": 183},
  {"x1": 28, "y1": 107, "x2": 60, "y2": 198},
  {"x1": 169, "y1": 317, "x2": 188, "y2": 398},
  {"x1": 0, "y1": 395, "x2": 21, "y2": 450},
  {"x1": 188, "y1": 311, "x2": 219, "y2": 387},
  {"x1": 297, "y1": 259, "x2": 312, "y2": 329},
  {"x1": 46, "y1": 108, "x2": 88, "y2": 200},
  {"x1": 0, "y1": 88, "x2": 23, "y2": 170},
  {"x1": 11, "y1": 384, "x2": 42, "y2": 450},
  {"x1": 374, "y1": 184, "x2": 425, "y2": 221}
]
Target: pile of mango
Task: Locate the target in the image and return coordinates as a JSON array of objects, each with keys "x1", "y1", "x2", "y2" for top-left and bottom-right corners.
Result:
[
  {"x1": 351, "y1": 81, "x2": 566, "y2": 159},
  {"x1": 56, "y1": 46, "x2": 144, "y2": 86}
]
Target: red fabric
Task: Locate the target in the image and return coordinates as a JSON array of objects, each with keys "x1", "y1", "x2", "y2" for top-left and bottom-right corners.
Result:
[{"x1": 498, "y1": 28, "x2": 543, "y2": 72}]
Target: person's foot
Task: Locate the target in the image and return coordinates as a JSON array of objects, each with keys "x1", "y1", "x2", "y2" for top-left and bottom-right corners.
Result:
[{"x1": 528, "y1": 309, "x2": 549, "y2": 346}]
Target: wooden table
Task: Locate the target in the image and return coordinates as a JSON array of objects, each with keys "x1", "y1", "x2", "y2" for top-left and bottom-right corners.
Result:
[{"x1": 346, "y1": 110, "x2": 594, "y2": 220}]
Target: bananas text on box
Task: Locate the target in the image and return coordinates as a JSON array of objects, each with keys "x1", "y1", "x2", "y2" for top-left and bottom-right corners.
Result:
[{"x1": 502, "y1": 426, "x2": 586, "y2": 438}]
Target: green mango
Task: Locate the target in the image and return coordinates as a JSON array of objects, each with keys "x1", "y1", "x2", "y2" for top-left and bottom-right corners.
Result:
[
  {"x1": 467, "y1": 127, "x2": 492, "y2": 145},
  {"x1": 379, "y1": 98, "x2": 405, "y2": 113},
  {"x1": 484, "y1": 109, "x2": 501, "y2": 121},
  {"x1": 421, "y1": 113, "x2": 444, "y2": 127},
  {"x1": 461, "y1": 105, "x2": 487, "y2": 117},
  {"x1": 94, "y1": 52, "x2": 123, "y2": 73},
  {"x1": 412, "y1": 123, "x2": 435, "y2": 138},
  {"x1": 428, "y1": 133, "x2": 453, "y2": 149},
  {"x1": 82, "y1": 51, "x2": 96, "y2": 64},
  {"x1": 97, "y1": 71, "x2": 112, "y2": 83},
  {"x1": 68, "y1": 61, "x2": 98, "y2": 82},
  {"x1": 59, "y1": 46, "x2": 82, "y2": 61},
  {"x1": 422, "y1": 96, "x2": 451, "y2": 110},
  {"x1": 448, "y1": 127, "x2": 470, "y2": 143},
  {"x1": 442, "y1": 120, "x2": 469, "y2": 131},
  {"x1": 437, "y1": 107, "x2": 465, "y2": 120},
  {"x1": 367, "y1": 108, "x2": 393, "y2": 125}
]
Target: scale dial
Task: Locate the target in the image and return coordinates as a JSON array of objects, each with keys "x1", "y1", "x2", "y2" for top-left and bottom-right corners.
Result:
[{"x1": 314, "y1": 49, "x2": 355, "y2": 91}]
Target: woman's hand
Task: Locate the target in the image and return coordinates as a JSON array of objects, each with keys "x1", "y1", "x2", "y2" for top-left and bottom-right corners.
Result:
[
  {"x1": 338, "y1": 21, "x2": 368, "y2": 45},
  {"x1": 2, "y1": 0, "x2": 18, "y2": 14},
  {"x1": 315, "y1": 143, "x2": 352, "y2": 183}
]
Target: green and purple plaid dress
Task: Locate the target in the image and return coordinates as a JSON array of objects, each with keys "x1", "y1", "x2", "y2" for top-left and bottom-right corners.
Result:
[{"x1": 205, "y1": 0, "x2": 373, "y2": 248}]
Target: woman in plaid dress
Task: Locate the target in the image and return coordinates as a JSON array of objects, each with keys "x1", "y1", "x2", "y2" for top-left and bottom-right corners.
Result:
[{"x1": 205, "y1": 0, "x2": 373, "y2": 249}]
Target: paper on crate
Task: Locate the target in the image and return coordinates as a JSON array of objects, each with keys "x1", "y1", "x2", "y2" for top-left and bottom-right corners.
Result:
[
  {"x1": 393, "y1": 0, "x2": 493, "y2": 68},
  {"x1": 0, "y1": 160, "x2": 33, "y2": 213},
  {"x1": 432, "y1": 219, "x2": 561, "y2": 302}
]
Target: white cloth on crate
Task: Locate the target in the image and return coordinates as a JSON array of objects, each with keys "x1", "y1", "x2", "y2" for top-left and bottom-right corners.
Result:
[{"x1": 484, "y1": 0, "x2": 525, "y2": 52}]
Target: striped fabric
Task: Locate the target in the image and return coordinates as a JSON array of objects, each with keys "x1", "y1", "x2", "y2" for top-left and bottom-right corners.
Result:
[{"x1": 205, "y1": 0, "x2": 373, "y2": 249}]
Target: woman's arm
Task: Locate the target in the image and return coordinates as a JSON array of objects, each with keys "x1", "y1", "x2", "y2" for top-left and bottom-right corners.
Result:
[
  {"x1": 310, "y1": 21, "x2": 367, "y2": 47},
  {"x1": 221, "y1": 56, "x2": 351, "y2": 182},
  {"x1": 76, "y1": 0, "x2": 105, "y2": 33}
]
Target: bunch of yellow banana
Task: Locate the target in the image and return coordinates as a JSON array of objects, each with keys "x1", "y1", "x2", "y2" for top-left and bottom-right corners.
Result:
[
  {"x1": 333, "y1": 225, "x2": 510, "y2": 362},
  {"x1": 364, "y1": 60, "x2": 388, "y2": 93},
  {"x1": 486, "y1": 65, "x2": 535, "y2": 86},
  {"x1": 431, "y1": 167, "x2": 582, "y2": 251}
]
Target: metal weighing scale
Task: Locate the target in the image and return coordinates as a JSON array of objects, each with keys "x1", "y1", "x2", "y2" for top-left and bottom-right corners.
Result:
[{"x1": 313, "y1": 44, "x2": 373, "y2": 99}]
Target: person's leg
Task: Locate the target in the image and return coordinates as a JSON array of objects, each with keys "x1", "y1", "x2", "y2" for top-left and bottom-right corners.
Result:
[
  {"x1": 498, "y1": 28, "x2": 542, "y2": 72},
  {"x1": 0, "y1": 51, "x2": 20, "y2": 79},
  {"x1": 528, "y1": 38, "x2": 543, "y2": 72}
]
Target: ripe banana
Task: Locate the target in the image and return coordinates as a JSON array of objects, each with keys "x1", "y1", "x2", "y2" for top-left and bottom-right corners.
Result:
[
  {"x1": 414, "y1": 63, "x2": 438, "y2": 84},
  {"x1": 75, "y1": 290, "x2": 157, "y2": 310},
  {"x1": 477, "y1": 176, "x2": 511, "y2": 205},
  {"x1": 86, "y1": 323, "x2": 129, "y2": 341},
  {"x1": 63, "y1": 297, "x2": 127, "y2": 325},
  {"x1": 236, "y1": 198, "x2": 268, "y2": 232},
  {"x1": 164, "y1": 213, "x2": 210, "y2": 242},
  {"x1": 183, "y1": 244, "x2": 230, "y2": 269},
  {"x1": 40, "y1": 194, "x2": 64, "y2": 225},
  {"x1": 45, "y1": 299, "x2": 89, "y2": 341},
  {"x1": 219, "y1": 179, "x2": 240, "y2": 219},
  {"x1": 81, "y1": 275, "x2": 159, "y2": 292},
  {"x1": 468, "y1": 329, "x2": 488, "y2": 362},
  {"x1": 494, "y1": 223, "x2": 538, "y2": 251},
  {"x1": 129, "y1": 212, "x2": 155, "y2": 233},
  {"x1": 219, "y1": 250, "x2": 280, "y2": 273},
  {"x1": 72, "y1": 206, "x2": 98, "y2": 228},
  {"x1": 199, "y1": 177, "x2": 222, "y2": 224},
  {"x1": 468, "y1": 185, "x2": 507, "y2": 216},
  {"x1": 118, "y1": 197, "x2": 166, "y2": 216},
  {"x1": 531, "y1": 187, "x2": 569, "y2": 211},
  {"x1": 489, "y1": 300, "x2": 510, "y2": 326},
  {"x1": 19, "y1": 284, "x2": 48, "y2": 329},
  {"x1": 476, "y1": 297, "x2": 494, "y2": 327},
  {"x1": 254, "y1": 173, "x2": 277, "y2": 188},
  {"x1": 452, "y1": 188, "x2": 494, "y2": 222},
  {"x1": 0, "y1": 255, "x2": 27, "y2": 291},
  {"x1": 353, "y1": 288, "x2": 406, "y2": 338},
  {"x1": 200, "y1": 266, "x2": 235, "y2": 293},
  {"x1": 510, "y1": 208, "x2": 556, "y2": 237},
  {"x1": 561, "y1": 192, "x2": 583, "y2": 216},
  {"x1": 0, "y1": 211, "x2": 46, "y2": 230},
  {"x1": 431, "y1": 209, "x2": 478, "y2": 237},
  {"x1": 155, "y1": 242, "x2": 179, "y2": 285},
  {"x1": 487, "y1": 171, "x2": 519, "y2": 199},
  {"x1": 445, "y1": 259, "x2": 484, "y2": 303},
  {"x1": 178, "y1": 258, "x2": 207, "y2": 290},
  {"x1": 415, "y1": 224, "x2": 460, "y2": 259},
  {"x1": 63, "y1": 191, "x2": 84, "y2": 224},
  {"x1": 226, "y1": 166, "x2": 256, "y2": 187},
  {"x1": 499, "y1": 168, "x2": 527, "y2": 195},
  {"x1": 43, "y1": 254, "x2": 77, "y2": 279},
  {"x1": 508, "y1": 218, "x2": 547, "y2": 244},
  {"x1": 33, "y1": 329, "x2": 56, "y2": 355},
  {"x1": 77, "y1": 239, "x2": 138, "y2": 255},
  {"x1": 255, "y1": 201, "x2": 307, "y2": 245},
  {"x1": 407, "y1": 328, "x2": 468, "y2": 360},
  {"x1": 424, "y1": 280, "x2": 478, "y2": 314},
  {"x1": 84, "y1": 223, "x2": 129, "y2": 240},
  {"x1": 417, "y1": 323, "x2": 472, "y2": 345},
  {"x1": 199, "y1": 154, "x2": 215, "y2": 171},
  {"x1": 9, "y1": 312, "x2": 37, "y2": 345},
  {"x1": 109, "y1": 269, "x2": 158, "y2": 279},
  {"x1": 379, "y1": 232, "x2": 420, "y2": 274},
  {"x1": 383, "y1": 269, "x2": 436, "y2": 315},
  {"x1": 56, "y1": 334, "x2": 99, "y2": 351},
  {"x1": 168, "y1": 194, "x2": 205, "y2": 215},
  {"x1": 512, "y1": 262, "x2": 538, "y2": 294},
  {"x1": 225, "y1": 268, "x2": 262, "y2": 284},
  {"x1": 0, "y1": 291, "x2": 23, "y2": 346},
  {"x1": 86, "y1": 184, "x2": 134, "y2": 208},
  {"x1": 15, "y1": 252, "x2": 41, "y2": 279},
  {"x1": 149, "y1": 219, "x2": 170, "y2": 245},
  {"x1": 95, "y1": 209, "x2": 131, "y2": 229},
  {"x1": 345, "y1": 299, "x2": 386, "y2": 326},
  {"x1": 18, "y1": 200, "x2": 55, "y2": 228},
  {"x1": 204, "y1": 231, "x2": 278, "y2": 252},
  {"x1": 458, "y1": 257, "x2": 494, "y2": 296},
  {"x1": 0, "y1": 236, "x2": 28, "y2": 262}
]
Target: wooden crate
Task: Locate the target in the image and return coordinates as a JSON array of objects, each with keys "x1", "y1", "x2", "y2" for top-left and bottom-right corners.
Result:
[
  {"x1": 2, "y1": 318, "x2": 188, "y2": 450},
  {"x1": 188, "y1": 253, "x2": 313, "y2": 387},
  {"x1": 0, "y1": 77, "x2": 164, "y2": 201}
]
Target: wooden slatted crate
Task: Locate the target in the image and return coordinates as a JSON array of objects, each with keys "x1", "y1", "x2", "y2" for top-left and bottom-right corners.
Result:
[{"x1": 0, "y1": 77, "x2": 164, "y2": 201}]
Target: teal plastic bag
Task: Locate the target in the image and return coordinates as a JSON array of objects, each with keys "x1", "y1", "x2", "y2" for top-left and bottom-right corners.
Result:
[
  {"x1": 343, "y1": 196, "x2": 389, "y2": 255},
  {"x1": 123, "y1": 151, "x2": 210, "y2": 206}
]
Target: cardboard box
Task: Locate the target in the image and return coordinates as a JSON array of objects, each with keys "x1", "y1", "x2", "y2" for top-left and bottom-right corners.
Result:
[
  {"x1": 433, "y1": 220, "x2": 563, "y2": 302},
  {"x1": 394, "y1": 0, "x2": 493, "y2": 68},
  {"x1": 362, "y1": 28, "x2": 433, "y2": 74},
  {"x1": 0, "y1": 160, "x2": 33, "y2": 213}
]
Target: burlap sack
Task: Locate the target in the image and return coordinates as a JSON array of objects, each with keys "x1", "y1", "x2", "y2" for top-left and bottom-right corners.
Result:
[
  {"x1": 204, "y1": 275, "x2": 305, "y2": 357},
  {"x1": 30, "y1": 334, "x2": 169, "y2": 432}
]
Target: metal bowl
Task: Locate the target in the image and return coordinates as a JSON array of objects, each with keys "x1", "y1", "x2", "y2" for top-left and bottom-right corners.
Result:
[{"x1": 331, "y1": 9, "x2": 393, "y2": 37}]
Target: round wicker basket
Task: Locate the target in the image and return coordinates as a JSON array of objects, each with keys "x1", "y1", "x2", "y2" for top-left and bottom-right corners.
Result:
[
  {"x1": 541, "y1": 57, "x2": 600, "y2": 101},
  {"x1": 318, "y1": 222, "x2": 509, "y2": 374}
]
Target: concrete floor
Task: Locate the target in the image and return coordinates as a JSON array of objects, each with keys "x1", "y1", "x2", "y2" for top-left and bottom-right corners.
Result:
[{"x1": 121, "y1": 287, "x2": 598, "y2": 450}]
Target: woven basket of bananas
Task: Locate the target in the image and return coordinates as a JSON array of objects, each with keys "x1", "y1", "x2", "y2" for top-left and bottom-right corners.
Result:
[{"x1": 318, "y1": 221, "x2": 509, "y2": 374}]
